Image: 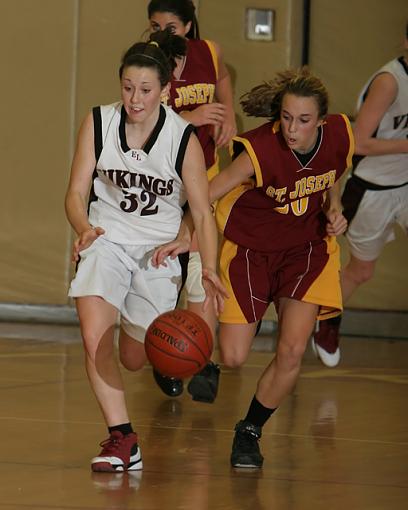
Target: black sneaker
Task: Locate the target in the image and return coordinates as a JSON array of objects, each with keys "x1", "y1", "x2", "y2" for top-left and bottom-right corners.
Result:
[
  {"x1": 153, "y1": 369, "x2": 183, "y2": 397},
  {"x1": 187, "y1": 362, "x2": 220, "y2": 403},
  {"x1": 230, "y1": 420, "x2": 264, "y2": 468}
]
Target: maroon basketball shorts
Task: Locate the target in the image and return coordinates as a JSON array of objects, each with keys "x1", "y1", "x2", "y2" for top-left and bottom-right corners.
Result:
[{"x1": 218, "y1": 236, "x2": 342, "y2": 324}]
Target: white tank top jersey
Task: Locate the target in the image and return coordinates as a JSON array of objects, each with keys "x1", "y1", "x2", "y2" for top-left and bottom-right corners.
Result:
[
  {"x1": 88, "y1": 102, "x2": 194, "y2": 244},
  {"x1": 354, "y1": 57, "x2": 408, "y2": 186}
]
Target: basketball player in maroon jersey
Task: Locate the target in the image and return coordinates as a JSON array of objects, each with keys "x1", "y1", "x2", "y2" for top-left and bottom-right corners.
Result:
[
  {"x1": 154, "y1": 67, "x2": 354, "y2": 467},
  {"x1": 147, "y1": 0, "x2": 236, "y2": 402}
]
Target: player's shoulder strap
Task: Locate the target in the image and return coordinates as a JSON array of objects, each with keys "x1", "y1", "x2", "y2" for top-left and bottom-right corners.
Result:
[
  {"x1": 92, "y1": 106, "x2": 103, "y2": 162},
  {"x1": 175, "y1": 123, "x2": 196, "y2": 177},
  {"x1": 203, "y1": 39, "x2": 219, "y2": 81}
]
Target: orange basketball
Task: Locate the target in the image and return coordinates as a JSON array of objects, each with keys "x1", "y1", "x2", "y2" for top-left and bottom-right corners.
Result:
[{"x1": 145, "y1": 309, "x2": 213, "y2": 379}]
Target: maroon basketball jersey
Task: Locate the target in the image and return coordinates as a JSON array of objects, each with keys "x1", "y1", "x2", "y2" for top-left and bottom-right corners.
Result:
[
  {"x1": 168, "y1": 39, "x2": 218, "y2": 169},
  {"x1": 216, "y1": 114, "x2": 354, "y2": 252}
]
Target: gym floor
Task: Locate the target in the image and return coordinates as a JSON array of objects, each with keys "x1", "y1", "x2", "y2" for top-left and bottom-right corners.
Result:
[{"x1": 0, "y1": 322, "x2": 407, "y2": 510}]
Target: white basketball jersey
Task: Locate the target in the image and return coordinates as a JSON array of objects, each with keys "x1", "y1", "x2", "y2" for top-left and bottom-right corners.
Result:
[
  {"x1": 88, "y1": 102, "x2": 194, "y2": 244},
  {"x1": 354, "y1": 57, "x2": 408, "y2": 186}
]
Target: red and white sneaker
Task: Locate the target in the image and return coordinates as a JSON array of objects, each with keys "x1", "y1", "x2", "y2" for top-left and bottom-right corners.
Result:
[
  {"x1": 312, "y1": 320, "x2": 341, "y2": 368},
  {"x1": 91, "y1": 431, "x2": 142, "y2": 472}
]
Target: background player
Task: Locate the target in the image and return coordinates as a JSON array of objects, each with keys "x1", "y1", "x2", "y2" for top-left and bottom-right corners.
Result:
[
  {"x1": 147, "y1": 0, "x2": 237, "y2": 402},
  {"x1": 313, "y1": 22, "x2": 408, "y2": 367}
]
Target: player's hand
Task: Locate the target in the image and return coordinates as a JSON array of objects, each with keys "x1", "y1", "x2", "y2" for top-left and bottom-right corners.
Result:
[
  {"x1": 72, "y1": 226, "x2": 105, "y2": 262},
  {"x1": 201, "y1": 268, "x2": 229, "y2": 315},
  {"x1": 326, "y1": 210, "x2": 347, "y2": 236},
  {"x1": 181, "y1": 103, "x2": 226, "y2": 127},
  {"x1": 151, "y1": 239, "x2": 190, "y2": 268},
  {"x1": 214, "y1": 115, "x2": 237, "y2": 148}
]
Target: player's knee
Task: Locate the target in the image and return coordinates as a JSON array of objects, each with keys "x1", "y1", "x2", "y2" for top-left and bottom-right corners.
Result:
[
  {"x1": 221, "y1": 354, "x2": 245, "y2": 368},
  {"x1": 346, "y1": 257, "x2": 376, "y2": 286},
  {"x1": 276, "y1": 340, "x2": 306, "y2": 370},
  {"x1": 119, "y1": 342, "x2": 146, "y2": 371},
  {"x1": 220, "y1": 346, "x2": 247, "y2": 368},
  {"x1": 118, "y1": 325, "x2": 147, "y2": 371},
  {"x1": 348, "y1": 264, "x2": 375, "y2": 285},
  {"x1": 120, "y1": 352, "x2": 145, "y2": 371},
  {"x1": 81, "y1": 329, "x2": 114, "y2": 363},
  {"x1": 355, "y1": 266, "x2": 374, "y2": 284}
]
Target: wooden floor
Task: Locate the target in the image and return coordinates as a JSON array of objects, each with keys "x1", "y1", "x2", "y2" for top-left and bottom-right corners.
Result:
[{"x1": 0, "y1": 322, "x2": 407, "y2": 510}]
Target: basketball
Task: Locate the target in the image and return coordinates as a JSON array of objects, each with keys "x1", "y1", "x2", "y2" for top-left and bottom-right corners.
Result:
[{"x1": 145, "y1": 309, "x2": 213, "y2": 379}]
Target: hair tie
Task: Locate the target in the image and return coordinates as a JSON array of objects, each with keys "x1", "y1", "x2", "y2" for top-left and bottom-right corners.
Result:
[{"x1": 149, "y1": 41, "x2": 159, "y2": 48}]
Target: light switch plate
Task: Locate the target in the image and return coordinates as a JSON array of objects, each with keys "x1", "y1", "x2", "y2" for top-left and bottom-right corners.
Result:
[{"x1": 246, "y1": 8, "x2": 274, "y2": 41}]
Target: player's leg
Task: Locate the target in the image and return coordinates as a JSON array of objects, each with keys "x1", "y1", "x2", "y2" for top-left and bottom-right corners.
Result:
[
  {"x1": 313, "y1": 254, "x2": 377, "y2": 364},
  {"x1": 216, "y1": 241, "x2": 274, "y2": 468},
  {"x1": 118, "y1": 327, "x2": 147, "y2": 372},
  {"x1": 76, "y1": 296, "x2": 141, "y2": 472},
  {"x1": 220, "y1": 322, "x2": 265, "y2": 468},
  {"x1": 185, "y1": 250, "x2": 220, "y2": 403},
  {"x1": 151, "y1": 251, "x2": 191, "y2": 399},
  {"x1": 258, "y1": 298, "x2": 317, "y2": 406},
  {"x1": 69, "y1": 238, "x2": 145, "y2": 472},
  {"x1": 314, "y1": 186, "x2": 393, "y2": 366},
  {"x1": 218, "y1": 322, "x2": 258, "y2": 367},
  {"x1": 228, "y1": 237, "x2": 331, "y2": 468},
  {"x1": 120, "y1": 246, "x2": 185, "y2": 398},
  {"x1": 77, "y1": 296, "x2": 125, "y2": 424},
  {"x1": 106, "y1": 242, "x2": 181, "y2": 472},
  {"x1": 68, "y1": 237, "x2": 137, "y2": 470},
  {"x1": 342, "y1": 254, "x2": 377, "y2": 300},
  {"x1": 187, "y1": 300, "x2": 217, "y2": 340},
  {"x1": 230, "y1": 298, "x2": 317, "y2": 469},
  {"x1": 219, "y1": 234, "x2": 274, "y2": 443},
  {"x1": 152, "y1": 248, "x2": 220, "y2": 402}
]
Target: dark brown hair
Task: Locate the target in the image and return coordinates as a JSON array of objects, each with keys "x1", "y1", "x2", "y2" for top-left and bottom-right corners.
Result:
[
  {"x1": 148, "y1": 0, "x2": 200, "y2": 39},
  {"x1": 119, "y1": 29, "x2": 186, "y2": 85}
]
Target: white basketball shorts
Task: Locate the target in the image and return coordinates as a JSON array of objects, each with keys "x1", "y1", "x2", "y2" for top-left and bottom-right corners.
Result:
[
  {"x1": 69, "y1": 237, "x2": 182, "y2": 342},
  {"x1": 346, "y1": 185, "x2": 408, "y2": 261}
]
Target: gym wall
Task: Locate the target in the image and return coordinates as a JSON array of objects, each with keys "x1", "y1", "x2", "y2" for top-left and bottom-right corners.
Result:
[{"x1": 0, "y1": 0, "x2": 406, "y2": 312}]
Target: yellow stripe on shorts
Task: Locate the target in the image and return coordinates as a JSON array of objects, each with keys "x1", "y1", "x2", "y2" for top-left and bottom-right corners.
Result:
[
  {"x1": 302, "y1": 236, "x2": 343, "y2": 320},
  {"x1": 218, "y1": 238, "x2": 248, "y2": 324}
]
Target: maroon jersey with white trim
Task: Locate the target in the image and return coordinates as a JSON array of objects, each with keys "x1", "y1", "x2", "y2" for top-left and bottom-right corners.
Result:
[
  {"x1": 167, "y1": 39, "x2": 218, "y2": 169},
  {"x1": 216, "y1": 114, "x2": 354, "y2": 252}
]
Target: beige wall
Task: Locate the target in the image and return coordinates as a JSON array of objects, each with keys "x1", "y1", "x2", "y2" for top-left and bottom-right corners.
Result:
[
  {"x1": 310, "y1": 0, "x2": 408, "y2": 116},
  {"x1": 309, "y1": 0, "x2": 408, "y2": 311},
  {"x1": 198, "y1": 0, "x2": 304, "y2": 132},
  {"x1": 0, "y1": 0, "x2": 406, "y2": 311},
  {"x1": 1, "y1": 0, "x2": 77, "y2": 304},
  {"x1": 75, "y1": 1, "x2": 148, "y2": 126}
]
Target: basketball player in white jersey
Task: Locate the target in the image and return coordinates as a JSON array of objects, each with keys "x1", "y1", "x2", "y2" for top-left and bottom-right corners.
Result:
[
  {"x1": 65, "y1": 30, "x2": 227, "y2": 472},
  {"x1": 313, "y1": 22, "x2": 408, "y2": 367}
]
